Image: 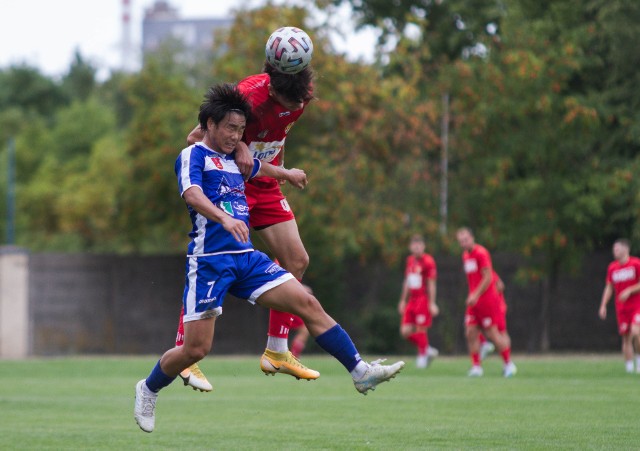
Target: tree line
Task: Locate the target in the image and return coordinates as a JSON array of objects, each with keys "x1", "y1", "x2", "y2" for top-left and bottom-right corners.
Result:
[{"x1": 0, "y1": 0, "x2": 638, "y2": 349}]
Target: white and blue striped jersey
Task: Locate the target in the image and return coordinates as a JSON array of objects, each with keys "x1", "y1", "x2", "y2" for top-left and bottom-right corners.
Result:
[{"x1": 175, "y1": 142, "x2": 261, "y2": 256}]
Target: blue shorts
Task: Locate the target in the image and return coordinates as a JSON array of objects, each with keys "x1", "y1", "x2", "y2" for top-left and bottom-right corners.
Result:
[{"x1": 182, "y1": 251, "x2": 294, "y2": 323}]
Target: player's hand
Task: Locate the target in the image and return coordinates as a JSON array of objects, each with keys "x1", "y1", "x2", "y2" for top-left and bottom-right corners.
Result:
[
  {"x1": 398, "y1": 300, "x2": 406, "y2": 316},
  {"x1": 598, "y1": 305, "x2": 607, "y2": 320},
  {"x1": 466, "y1": 294, "x2": 478, "y2": 306},
  {"x1": 221, "y1": 216, "x2": 250, "y2": 243},
  {"x1": 234, "y1": 143, "x2": 253, "y2": 179},
  {"x1": 619, "y1": 289, "x2": 630, "y2": 302},
  {"x1": 430, "y1": 303, "x2": 440, "y2": 317},
  {"x1": 285, "y1": 168, "x2": 308, "y2": 189}
]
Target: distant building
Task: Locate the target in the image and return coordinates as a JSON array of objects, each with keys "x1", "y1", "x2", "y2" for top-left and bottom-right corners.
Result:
[{"x1": 141, "y1": 0, "x2": 232, "y2": 63}]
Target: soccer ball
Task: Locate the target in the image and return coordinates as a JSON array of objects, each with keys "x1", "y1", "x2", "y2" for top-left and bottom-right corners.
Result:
[{"x1": 265, "y1": 27, "x2": 314, "y2": 74}]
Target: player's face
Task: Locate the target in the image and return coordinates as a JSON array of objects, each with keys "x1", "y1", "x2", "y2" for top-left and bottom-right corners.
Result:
[
  {"x1": 208, "y1": 112, "x2": 246, "y2": 154},
  {"x1": 409, "y1": 240, "x2": 425, "y2": 256},
  {"x1": 613, "y1": 243, "x2": 629, "y2": 261},
  {"x1": 456, "y1": 230, "x2": 474, "y2": 251},
  {"x1": 268, "y1": 85, "x2": 304, "y2": 111}
]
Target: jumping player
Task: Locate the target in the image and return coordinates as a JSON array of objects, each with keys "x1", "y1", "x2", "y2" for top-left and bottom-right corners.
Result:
[
  {"x1": 456, "y1": 227, "x2": 516, "y2": 377},
  {"x1": 177, "y1": 34, "x2": 318, "y2": 390},
  {"x1": 397, "y1": 235, "x2": 439, "y2": 368},
  {"x1": 598, "y1": 238, "x2": 640, "y2": 373},
  {"x1": 133, "y1": 84, "x2": 404, "y2": 432}
]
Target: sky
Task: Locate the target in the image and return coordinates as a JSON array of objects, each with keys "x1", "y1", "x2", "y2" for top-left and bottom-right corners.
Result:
[{"x1": 0, "y1": 0, "x2": 377, "y2": 79}]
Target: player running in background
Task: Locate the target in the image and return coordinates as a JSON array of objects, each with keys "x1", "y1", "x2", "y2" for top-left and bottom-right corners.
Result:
[
  {"x1": 177, "y1": 28, "x2": 318, "y2": 390},
  {"x1": 598, "y1": 238, "x2": 640, "y2": 373},
  {"x1": 133, "y1": 84, "x2": 404, "y2": 432},
  {"x1": 397, "y1": 234, "x2": 440, "y2": 368},
  {"x1": 456, "y1": 227, "x2": 516, "y2": 377}
]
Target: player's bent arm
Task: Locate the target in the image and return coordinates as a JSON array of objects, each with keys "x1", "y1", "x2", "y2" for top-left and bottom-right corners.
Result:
[
  {"x1": 186, "y1": 125, "x2": 204, "y2": 145},
  {"x1": 472, "y1": 267, "x2": 493, "y2": 300},
  {"x1": 398, "y1": 280, "x2": 409, "y2": 315},
  {"x1": 428, "y1": 279, "x2": 439, "y2": 315},
  {"x1": 598, "y1": 283, "x2": 613, "y2": 319},
  {"x1": 234, "y1": 141, "x2": 254, "y2": 179},
  {"x1": 256, "y1": 163, "x2": 308, "y2": 189},
  {"x1": 182, "y1": 186, "x2": 249, "y2": 243}
]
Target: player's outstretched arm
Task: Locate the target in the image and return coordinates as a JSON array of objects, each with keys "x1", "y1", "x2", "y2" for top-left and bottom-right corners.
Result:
[
  {"x1": 186, "y1": 125, "x2": 204, "y2": 145},
  {"x1": 256, "y1": 163, "x2": 308, "y2": 189}
]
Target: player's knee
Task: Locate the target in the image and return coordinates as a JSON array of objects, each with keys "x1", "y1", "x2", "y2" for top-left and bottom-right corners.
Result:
[
  {"x1": 183, "y1": 343, "x2": 210, "y2": 362},
  {"x1": 287, "y1": 251, "x2": 309, "y2": 279}
]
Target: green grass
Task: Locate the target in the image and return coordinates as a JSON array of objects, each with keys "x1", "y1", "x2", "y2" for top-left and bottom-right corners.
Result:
[{"x1": 0, "y1": 354, "x2": 636, "y2": 450}]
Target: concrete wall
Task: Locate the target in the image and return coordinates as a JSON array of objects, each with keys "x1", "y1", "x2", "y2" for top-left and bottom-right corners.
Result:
[{"x1": 0, "y1": 250, "x2": 620, "y2": 358}]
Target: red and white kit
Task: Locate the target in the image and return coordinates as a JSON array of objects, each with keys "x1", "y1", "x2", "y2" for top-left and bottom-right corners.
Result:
[
  {"x1": 462, "y1": 244, "x2": 502, "y2": 329},
  {"x1": 402, "y1": 253, "x2": 437, "y2": 328},
  {"x1": 607, "y1": 257, "x2": 640, "y2": 335}
]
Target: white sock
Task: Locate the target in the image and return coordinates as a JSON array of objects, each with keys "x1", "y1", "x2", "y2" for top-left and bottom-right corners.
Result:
[
  {"x1": 625, "y1": 360, "x2": 634, "y2": 372},
  {"x1": 635, "y1": 355, "x2": 640, "y2": 370},
  {"x1": 350, "y1": 361, "x2": 369, "y2": 380},
  {"x1": 266, "y1": 336, "x2": 288, "y2": 353}
]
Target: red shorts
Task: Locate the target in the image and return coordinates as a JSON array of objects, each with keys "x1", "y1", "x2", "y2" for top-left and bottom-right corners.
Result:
[
  {"x1": 615, "y1": 304, "x2": 640, "y2": 335},
  {"x1": 246, "y1": 181, "x2": 295, "y2": 229},
  {"x1": 402, "y1": 296, "x2": 432, "y2": 328},
  {"x1": 495, "y1": 294, "x2": 507, "y2": 332},
  {"x1": 465, "y1": 296, "x2": 502, "y2": 330},
  {"x1": 290, "y1": 314, "x2": 305, "y2": 329}
]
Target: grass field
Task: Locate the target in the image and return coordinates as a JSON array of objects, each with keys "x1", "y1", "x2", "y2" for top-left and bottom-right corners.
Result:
[{"x1": 0, "y1": 354, "x2": 636, "y2": 450}]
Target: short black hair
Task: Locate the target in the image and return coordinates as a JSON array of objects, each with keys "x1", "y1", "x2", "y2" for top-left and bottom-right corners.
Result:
[
  {"x1": 263, "y1": 60, "x2": 314, "y2": 104},
  {"x1": 198, "y1": 83, "x2": 252, "y2": 131}
]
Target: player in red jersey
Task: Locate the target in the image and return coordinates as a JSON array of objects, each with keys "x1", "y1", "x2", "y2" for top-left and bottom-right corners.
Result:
[
  {"x1": 478, "y1": 271, "x2": 507, "y2": 360},
  {"x1": 175, "y1": 61, "x2": 318, "y2": 390},
  {"x1": 598, "y1": 238, "x2": 640, "y2": 373},
  {"x1": 397, "y1": 235, "x2": 439, "y2": 368},
  {"x1": 456, "y1": 227, "x2": 516, "y2": 377}
]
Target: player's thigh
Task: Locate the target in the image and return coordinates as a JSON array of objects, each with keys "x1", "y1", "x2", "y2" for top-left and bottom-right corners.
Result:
[
  {"x1": 255, "y1": 220, "x2": 309, "y2": 272},
  {"x1": 183, "y1": 317, "x2": 217, "y2": 352}
]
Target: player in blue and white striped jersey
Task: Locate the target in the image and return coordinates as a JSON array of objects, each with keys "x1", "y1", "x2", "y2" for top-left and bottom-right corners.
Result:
[{"x1": 134, "y1": 83, "x2": 404, "y2": 433}]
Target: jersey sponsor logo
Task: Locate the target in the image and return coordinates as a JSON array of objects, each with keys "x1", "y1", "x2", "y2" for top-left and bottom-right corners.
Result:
[
  {"x1": 211, "y1": 157, "x2": 223, "y2": 169},
  {"x1": 407, "y1": 273, "x2": 422, "y2": 289},
  {"x1": 232, "y1": 201, "x2": 249, "y2": 216},
  {"x1": 219, "y1": 201, "x2": 233, "y2": 216},
  {"x1": 279, "y1": 111, "x2": 291, "y2": 117},
  {"x1": 249, "y1": 140, "x2": 284, "y2": 163},
  {"x1": 612, "y1": 267, "x2": 637, "y2": 283},
  {"x1": 464, "y1": 259, "x2": 478, "y2": 273}
]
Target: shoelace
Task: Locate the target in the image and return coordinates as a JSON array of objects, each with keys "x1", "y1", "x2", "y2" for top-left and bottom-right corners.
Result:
[{"x1": 369, "y1": 358, "x2": 387, "y2": 367}]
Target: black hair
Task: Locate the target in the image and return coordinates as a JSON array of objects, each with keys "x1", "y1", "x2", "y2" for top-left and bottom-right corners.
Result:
[
  {"x1": 263, "y1": 60, "x2": 314, "y2": 104},
  {"x1": 198, "y1": 83, "x2": 252, "y2": 131}
]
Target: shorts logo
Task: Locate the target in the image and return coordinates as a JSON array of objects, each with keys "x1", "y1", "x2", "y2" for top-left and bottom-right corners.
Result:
[
  {"x1": 416, "y1": 314, "x2": 426, "y2": 325},
  {"x1": 266, "y1": 263, "x2": 282, "y2": 275},
  {"x1": 280, "y1": 199, "x2": 291, "y2": 212},
  {"x1": 198, "y1": 296, "x2": 217, "y2": 305},
  {"x1": 482, "y1": 317, "x2": 493, "y2": 328}
]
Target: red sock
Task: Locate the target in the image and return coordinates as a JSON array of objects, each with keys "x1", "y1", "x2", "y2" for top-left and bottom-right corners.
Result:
[
  {"x1": 501, "y1": 348, "x2": 511, "y2": 363},
  {"x1": 471, "y1": 353, "x2": 481, "y2": 366},
  {"x1": 408, "y1": 332, "x2": 428, "y2": 355},
  {"x1": 478, "y1": 333, "x2": 486, "y2": 344},
  {"x1": 175, "y1": 306, "x2": 185, "y2": 346},
  {"x1": 268, "y1": 309, "x2": 295, "y2": 339}
]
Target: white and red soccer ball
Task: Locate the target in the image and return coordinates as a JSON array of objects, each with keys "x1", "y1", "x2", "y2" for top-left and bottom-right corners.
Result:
[{"x1": 265, "y1": 26, "x2": 314, "y2": 74}]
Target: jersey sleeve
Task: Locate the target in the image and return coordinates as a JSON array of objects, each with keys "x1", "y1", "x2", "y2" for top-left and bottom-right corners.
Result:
[
  {"x1": 476, "y1": 247, "x2": 493, "y2": 272},
  {"x1": 175, "y1": 145, "x2": 205, "y2": 196},
  {"x1": 247, "y1": 159, "x2": 262, "y2": 180}
]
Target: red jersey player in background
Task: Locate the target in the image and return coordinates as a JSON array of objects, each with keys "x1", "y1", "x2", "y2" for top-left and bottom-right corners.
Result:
[
  {"x1": 477, "y1": 271, "x2": 508, "y2": 361},
  {"x1": 397, "y1": 235, "x2": 440, "y2": 368},
  {"x1": 598, "y1": 238, "x2": 640, "y2": 373},
  {"x1": 456, "y1": 227, "x2": 516, "y2": 377},
  {"x1": 176, "y1": 31, "x2": 319, "y2": 391}
]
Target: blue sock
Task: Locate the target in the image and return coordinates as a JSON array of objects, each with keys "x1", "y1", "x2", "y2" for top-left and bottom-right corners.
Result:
[
  {"x1": 145, "y1": 360, "x2": 177, "y2": 393},
  {"x1": 315, "y1": 324, "x2": 362, "y2": 372}
]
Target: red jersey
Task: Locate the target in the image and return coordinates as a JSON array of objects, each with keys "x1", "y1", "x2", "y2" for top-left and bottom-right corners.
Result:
[
  {"x1": 237, "y1": 73, "x2": 308, "y2": 189},
  {"x1": 405, "y1": 253, "x2": 437, "y2": 300},
  {"x1": 606, "y1": 257, "x2": 640, "y2": 308},
  {"x1": 462, "y1": 244, "x2": 500, "y2": 303}
]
